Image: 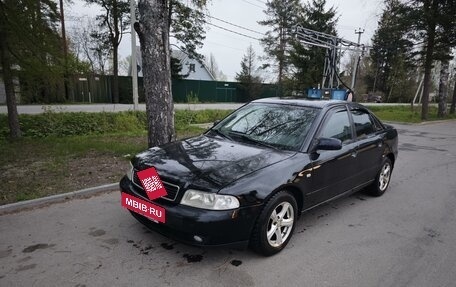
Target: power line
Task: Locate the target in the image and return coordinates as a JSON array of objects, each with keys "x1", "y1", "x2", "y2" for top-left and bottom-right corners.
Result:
[
  {"x1": 241, "y1": 0, "x2": 264, "y2": 9},
  {"x1": 204, "y1": 14, "x2": 265, "y2": 36},
  {"x1": 206, "y1": 22, "x2": 261, "y2": 41},
  {"x1": 177, "y1": 1, "x2": 264, "y2": 42}
]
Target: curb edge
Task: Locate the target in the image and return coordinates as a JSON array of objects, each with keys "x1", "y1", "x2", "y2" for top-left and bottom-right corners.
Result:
[{"x1": 0, "y1": 183, "x2": 118, "y2": 215}]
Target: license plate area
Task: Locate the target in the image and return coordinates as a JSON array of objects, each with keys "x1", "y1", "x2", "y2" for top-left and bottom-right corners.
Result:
[{"x1": 121, "y1": 192, "x2": 166, "y2": 223}]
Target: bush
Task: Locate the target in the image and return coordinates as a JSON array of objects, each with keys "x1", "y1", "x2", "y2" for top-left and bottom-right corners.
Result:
[
  {"x1": 0, "y1": 111, "x2": 147, "y2": 138},
  {"x1": 175, "y1": 109, "x2": 232, "y2": 126},
  {"x1": 0, "y1": 109, "x2": 232, "y2": 138}
]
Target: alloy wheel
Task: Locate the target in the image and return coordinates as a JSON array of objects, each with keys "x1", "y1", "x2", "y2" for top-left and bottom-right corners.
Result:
[{"x1": 266, "y1": 202, "x2": 294, "y2": 247}]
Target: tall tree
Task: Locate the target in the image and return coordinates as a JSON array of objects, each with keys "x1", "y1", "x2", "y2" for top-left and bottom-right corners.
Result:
[
  {"x1": 369, "y1": 0, "x2": 415, "y2": 102},
  {"x1": 407, "y1": 0, "x2": 456, "y2": 119},
  {"x1": 236, "y1": 45, "x2": 263, "y2": 101},
  {"x1": 259, "y1": 0, "x2": 301, "y2": 87},
  {"x1": 205, "y1": 53, "x2": 226, "y2": 81},
  {"x1": 289, "y1": 0, "x2": 338, "y2": 91},
  {"x1": 134, "y1": 0, "x2": 207, "y2": 147},
  {"x1": 419, "y1": 0, "x2": 438, "y2": 120},
  {"x1": 85, "y1": 0, "x2": 130, "y2": 103},
  {"x1": 69, "y1": 17, "x2": 110, "y2": 74},
  {"x1": 1, "y1": 0, "x2": 67, "y2": 136},
  {"x1": 434, "y1": 0, "x2": 456, "y2": 117},
  {"x1": 0, "y1": 2, "x2": 21, "y2": 138}
]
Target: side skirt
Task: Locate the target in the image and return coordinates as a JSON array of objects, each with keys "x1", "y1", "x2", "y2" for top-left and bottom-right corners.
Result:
[{"x1": 301, "y1": 180, "x2": 374, "y2": 214}]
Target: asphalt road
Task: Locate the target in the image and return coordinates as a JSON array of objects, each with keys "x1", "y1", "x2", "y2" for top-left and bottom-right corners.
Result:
[{"x1": 1, "y1": 121, "x2": 456, "y2": 287}]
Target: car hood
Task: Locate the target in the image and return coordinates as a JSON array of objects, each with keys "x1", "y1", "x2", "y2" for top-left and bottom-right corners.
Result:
[{"x1": 132, "y1": 135, "x2": 295, "y2": 191}]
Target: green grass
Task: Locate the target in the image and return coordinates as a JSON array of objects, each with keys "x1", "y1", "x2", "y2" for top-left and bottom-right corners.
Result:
[
  {"x1": 0, "y1": 108, "x2": 219, "y2": 205},
  {"x1": 367, "y1": 105, "x2": 456, "y2": 123},
  {"x1": 0, "y1": 109, "x2": 231, "y2": 138},
  {"x1": 0, "y1": 128, "x2": 207, "y2": 205}
]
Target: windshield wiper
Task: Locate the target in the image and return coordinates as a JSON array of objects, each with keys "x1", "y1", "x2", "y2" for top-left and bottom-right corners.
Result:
[
  {"x1": 210, "y1": 128, "x2": 233, "y2": 141},
  {"x1": 228, "y1": 131, "x2": 278, "y2": 150}
]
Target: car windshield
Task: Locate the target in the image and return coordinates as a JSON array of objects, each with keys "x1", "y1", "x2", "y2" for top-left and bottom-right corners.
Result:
[{"x1": 211, "y1": 103, "x2": 319, "y2": 151}]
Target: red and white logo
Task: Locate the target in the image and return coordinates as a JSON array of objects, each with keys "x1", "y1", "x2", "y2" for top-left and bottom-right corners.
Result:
[
  {"x1": 136, "y1": 167, "x2": 167, "y2": 200},
  {"x1": 121, "y1": 193, "x2": 166, "y2": 223}
]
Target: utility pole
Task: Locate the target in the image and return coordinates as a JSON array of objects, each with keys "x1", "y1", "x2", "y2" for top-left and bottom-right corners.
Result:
[
  {"x1": 350, "y1": 28, "x2": 364, "y2": 92},
  {"x1": 130, "y1": 0, "x2": 139, "y2": 110}
]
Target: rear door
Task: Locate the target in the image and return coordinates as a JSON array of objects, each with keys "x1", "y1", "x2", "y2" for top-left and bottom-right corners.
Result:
[{"x1": 349, "y1": 108, "x2": 385, "y2": 185}]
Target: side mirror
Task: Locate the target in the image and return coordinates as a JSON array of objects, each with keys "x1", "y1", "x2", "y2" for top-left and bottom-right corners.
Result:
[{"x1": 315, "y1": 137, "x2": 342, "y2": 151}]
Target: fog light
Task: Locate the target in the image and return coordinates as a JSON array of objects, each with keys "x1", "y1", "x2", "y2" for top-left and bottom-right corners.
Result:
[{"x1": 193, "y1": 235, "x2": 203, "y2": 243}]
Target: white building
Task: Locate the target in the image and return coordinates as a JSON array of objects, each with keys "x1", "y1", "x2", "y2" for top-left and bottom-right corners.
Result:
[{"x1": 132, "y1": 47, "x2": 215, "y2": 81}]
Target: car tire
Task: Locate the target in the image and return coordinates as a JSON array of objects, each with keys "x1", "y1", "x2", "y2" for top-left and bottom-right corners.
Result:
[
  {"x1": 367, "y1": 157, "x2": 392, "y2": 197},
  {"x1": 250, "y1": 191, "x2": 298, "y2": 256}
]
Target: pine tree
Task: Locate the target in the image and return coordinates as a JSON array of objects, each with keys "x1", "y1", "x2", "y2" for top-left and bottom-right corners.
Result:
[
  {"x1": 236, "y1": 45, "x2": 262, "y2": 101},
  {"x1": 407, "y1": 0, "x2": 456, "y2": 119},
  {"x1": 434, "y1": 0, "x2": 456, "y2": 117},
  {"x1": 259, "y1": 0, "x2": 301, "y2": 87},
  {"x1": 1, "y1": 0, "x2": 67, "y2": 137},
  {"x1": 289, "y1": 0, "x2": 338, "y2": 91},
  {"x1": 85, "y1": 0, "x2": 130, "y2": 103},
  {"x1": 369, "y1": 0, "x2": 415, "y2": 102}
]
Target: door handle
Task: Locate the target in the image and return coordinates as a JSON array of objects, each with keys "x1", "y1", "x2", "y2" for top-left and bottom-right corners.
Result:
[{"x1": 351, "y1": 150, "x2": 358, "y2": 158}]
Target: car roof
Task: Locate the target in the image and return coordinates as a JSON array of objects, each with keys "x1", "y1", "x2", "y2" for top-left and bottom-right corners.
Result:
[{"x1": 251, "y1": 97, "x2": 351, "y2": 109}]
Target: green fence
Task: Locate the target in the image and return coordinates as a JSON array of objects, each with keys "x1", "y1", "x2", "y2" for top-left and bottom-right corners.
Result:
[{"x1": 65, "y1": 76, "x2": 281, "y2": 104}]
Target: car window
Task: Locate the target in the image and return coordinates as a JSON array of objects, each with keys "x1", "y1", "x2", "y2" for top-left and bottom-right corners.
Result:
[
  {"x1": 350, "y1": 109, "x2": 377, "y2": 138},
  {"x1": 215, "y1": 103, "x2": 319, "y2": 151},
  {"x1": 320, "y1": 109, "x2": 352, "y2": 143}
]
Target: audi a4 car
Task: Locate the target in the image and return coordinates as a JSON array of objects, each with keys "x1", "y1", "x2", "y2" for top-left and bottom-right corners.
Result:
[{"x1": 120, "y1": 98, "x2": 398, "y2": 255}]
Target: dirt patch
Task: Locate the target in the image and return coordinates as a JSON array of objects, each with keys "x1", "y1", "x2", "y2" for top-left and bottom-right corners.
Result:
[
  {"x1": 66, "y1": 151, "x2": 127, "y2": 190},
  {"x1": 0, "y1": 151, "x2": 128, "y2": 205},
  {"x1": 0, "y1": 132, "x2": 202, "y2": 205}
]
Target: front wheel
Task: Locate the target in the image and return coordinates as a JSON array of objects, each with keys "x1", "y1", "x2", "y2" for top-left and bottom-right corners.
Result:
[
  {"x1": 250, "y1": 191, "x2": 298, "y2": 256},
  {"x1": 367, "y1": 157, "x2": 393, "y2": 197}
]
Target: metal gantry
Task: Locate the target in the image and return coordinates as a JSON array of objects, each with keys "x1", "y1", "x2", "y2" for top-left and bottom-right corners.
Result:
[{"x1": 294, "y1": 26, "x2": 367, "y2": 90}]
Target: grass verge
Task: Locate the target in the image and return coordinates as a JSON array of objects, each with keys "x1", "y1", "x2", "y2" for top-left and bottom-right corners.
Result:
[
  {"x1": 0, "y1": 109, "x2": 229, "y2": 205},
  {"x1": 367, "y1": 105, "x2": 456, "y2": 123}
]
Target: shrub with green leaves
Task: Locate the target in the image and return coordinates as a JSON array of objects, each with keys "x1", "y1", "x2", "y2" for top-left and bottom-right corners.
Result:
[
  {"x1": 0, "y1": 111, "x2": 147, "y2": 138},
  {"x1": 0, "y1": 109, "x2": 233, "y2": 138}
]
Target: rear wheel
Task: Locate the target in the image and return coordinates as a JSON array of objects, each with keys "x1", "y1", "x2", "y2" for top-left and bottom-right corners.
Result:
[
  {"x1": 250, "y1": 191, "x2": 297, "y2": 256},
  {"x1": 367, "y1": 158, "x2": 392, "y2": 197}
]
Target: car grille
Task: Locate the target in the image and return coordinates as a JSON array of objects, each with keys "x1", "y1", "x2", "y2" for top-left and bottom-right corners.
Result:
[{"x1": 132, "y1": 170, "x2": 180, "y2": 202}]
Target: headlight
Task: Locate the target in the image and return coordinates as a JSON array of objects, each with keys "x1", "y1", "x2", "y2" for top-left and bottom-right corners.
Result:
[
  {"x1": 180, "y1": 189, "x2": 240, "y2": 210},
  {"x1": 126, "y1": 162, "x2": 134, "y2": 181}
]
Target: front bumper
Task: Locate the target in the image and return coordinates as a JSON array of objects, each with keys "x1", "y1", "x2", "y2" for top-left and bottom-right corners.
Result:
[{"x1": 119, "y1": 176, "x2": 262, "y2": 247}]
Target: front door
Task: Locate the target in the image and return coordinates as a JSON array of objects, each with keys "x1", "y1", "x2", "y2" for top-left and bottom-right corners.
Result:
[{"x1": 302, "y1": 107, "x2": 357, "y2": 209}]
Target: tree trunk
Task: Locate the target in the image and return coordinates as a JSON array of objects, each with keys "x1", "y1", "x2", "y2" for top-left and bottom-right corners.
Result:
[
  {"x1": 450, "y1": 79, "x2": 456, "y2": 114},
  {"x1": 111, "y1": 0, "x2": 120, "y2": 103},
  {"x1": 437, "y1": 59, "x2": 449, "y2": 117},
  {"x1": 112, "y1": 44, "x2": 119, "y2": 103},
  {"x1": 0, "y1": 28, "x2": 22, "y2": 138},
  {"x1": 136, "y1": 0, "x2": 175, "y2": 148},
  {"x1": 59, "y1": 0, "x2": 69, "y2": 101},
  {"x1": 421, "y1": 0, "x2": 438, "y2": 121}
]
